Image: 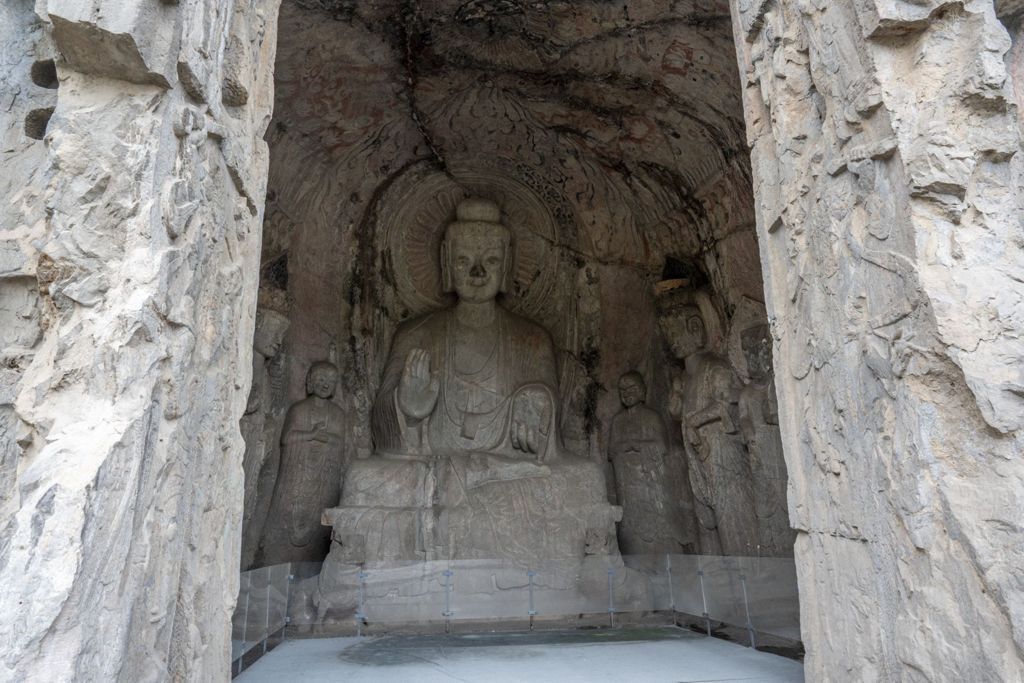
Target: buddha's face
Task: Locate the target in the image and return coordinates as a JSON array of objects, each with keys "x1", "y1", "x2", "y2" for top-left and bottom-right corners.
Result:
[
  {"x1": 618, "y1": 375, "x2": 645, "y2": 408},
  {"x1": 448, "y1": 234, "x2": 506, "y2": 303},
  {"x1": 308, "y1": 367, "x2": 337, "y2": 399}
]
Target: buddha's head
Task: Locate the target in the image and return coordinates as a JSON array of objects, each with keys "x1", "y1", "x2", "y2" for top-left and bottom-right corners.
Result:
[
  {"x1": 306, "y1": 361, "x2": 339, "y2": 399},
  {"x1": 441, "y1": 198, "x2": 513, "y2": 303},
  {"x1": 618, "y1": 371, "x2": 646, "y2": 409},
  {"x1": 656, "y1": 287, "x2": 721, "y2": 361}
]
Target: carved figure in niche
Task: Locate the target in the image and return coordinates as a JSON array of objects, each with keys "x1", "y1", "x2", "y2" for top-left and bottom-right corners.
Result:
[
  {"x1": 608, "y1": 371, "x2": 689, "y2": 555},
  {"x1": 322, "y1": 198, "x2": 616, "y2": 567},
  {"x1": 738, "y1": 325, "x2": 796, "y2": 556},
  {"x1": 658, "y1": 287, "x2": 758, "y2": 556},
  {"x1": 372, "y1": 197, "x2": 561, "y2": 462},
  {"x1": 262, "y1": 361, "x2": 345, "y2": 564},
  {"x1": 240, "y1": 308, "x2": 289, "y2": 570}
]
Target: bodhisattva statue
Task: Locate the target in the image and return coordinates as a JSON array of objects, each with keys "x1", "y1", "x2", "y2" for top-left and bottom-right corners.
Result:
[
  {"x1": 323, "y1": 198, "x2": 617, "y2": 565},
  {"x1": 608, "y1": 371, "x2": 689, "y2": 555},
  {"x1": 240, "y1": 308, "x2": 289, "y2": 570},
  {"x1": 371, "y1": 198, "x2": 559, "y2": 461},
  {"x1": 659, "y1": 287, "x2": 758, "y2": 557},
  {"x1": 261, "y1": 361, "x2": 345, "y2": 565},
  {"x1": 738, "y1": 325, "x2": 796, "y2": 556}
]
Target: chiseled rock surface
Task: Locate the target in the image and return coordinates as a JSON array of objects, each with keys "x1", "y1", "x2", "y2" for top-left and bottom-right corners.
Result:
[
  {"x1": 0, "y1": 0, "x2": 279, "y2": 680},
  {"x1": 732, "y1": 0, "x2": 1024, "y2": 678}
]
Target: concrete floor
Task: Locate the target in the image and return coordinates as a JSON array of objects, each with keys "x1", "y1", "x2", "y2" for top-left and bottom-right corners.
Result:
[{"x1": 237, "y1": 627, "x2": 804, "y2": 682}]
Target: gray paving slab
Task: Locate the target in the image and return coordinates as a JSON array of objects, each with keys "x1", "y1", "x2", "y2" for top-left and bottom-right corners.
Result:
[{"x1": 237, "y1": 627, "x2": 804, "y2": 682}]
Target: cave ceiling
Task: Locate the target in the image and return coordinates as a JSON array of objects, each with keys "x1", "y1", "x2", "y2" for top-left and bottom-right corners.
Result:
[{"x1": 271, "y1": 0, "x2": 751, "y2": 270}]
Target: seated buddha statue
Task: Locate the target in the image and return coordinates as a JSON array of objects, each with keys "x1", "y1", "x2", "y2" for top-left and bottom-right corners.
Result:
[
  {"x1": 371, "y1": 197, "x2": 561, "y2": 463},
  {"x1": 322, "y1": 198, "x2": 617, "y2": 565}
]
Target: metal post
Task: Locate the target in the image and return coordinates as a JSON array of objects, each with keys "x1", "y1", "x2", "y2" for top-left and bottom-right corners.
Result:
[
  {"x1": 442, "y1": 569, "x2": 454, "y2": 633},
  {"x1": 697, "y1": 558, "x2": 711, "y2": 637},
  {"x1": 284, "y1": 570, "x2": 295, "y2": 637},
  {"x1": 666, "y1": 554, "x2": 676, "y2": 612},
  {"x1": 607, "y1": 567, "x2": 616, "y2": 627},
  {"x1": 241, "y1": 573, "x2": 251, "y2": 654},
  {"x1": 740, "y1": 569, "x2": 757, "y2": 649},
  {"x1": 263, "y1": 569, "x2": 272, "y2": 655},
  {"x1": 355, "y1": 570, "x2": 368, "y2": 637},
  {"x1": 527, "y1": 570, "x2": 537, "y2": 631}
]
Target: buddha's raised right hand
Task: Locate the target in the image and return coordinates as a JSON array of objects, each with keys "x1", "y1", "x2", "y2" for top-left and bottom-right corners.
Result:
[{"x1": 398, "y1": 348, "x2": 439, "y2": 421}]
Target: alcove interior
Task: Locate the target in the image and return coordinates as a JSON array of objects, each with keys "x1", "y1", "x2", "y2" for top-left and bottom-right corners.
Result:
[{"x1": 250, "y1": 0, "x2": 787, "y2": 569}]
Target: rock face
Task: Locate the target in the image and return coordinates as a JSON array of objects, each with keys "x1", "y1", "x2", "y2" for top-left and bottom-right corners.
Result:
[
  {"x1": 0, "y1": 0, "x2": 279, "y2": 680},
  {"x1": 1, "y1": 0, "x2": 1020, "y2": 680},
  {"x1": 732, "y1": 0, "x2": 1024, "y2": 679}
]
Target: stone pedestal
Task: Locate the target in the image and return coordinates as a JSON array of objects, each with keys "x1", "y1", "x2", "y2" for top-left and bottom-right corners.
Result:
[
  {"x1": 323, "y1": 453, "x2": 620, "y2": 563},
  {"x1": 311, "y1": 452, "x2": 629, "y2": 622}
]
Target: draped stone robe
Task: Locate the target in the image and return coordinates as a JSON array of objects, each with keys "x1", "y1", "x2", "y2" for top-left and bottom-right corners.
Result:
[
  {"x1": 609, "y1": 404, "x2": 687, "y2": 555},
  {"x1": 371, "y1": 305, "x2": 560, "y2": 460}
]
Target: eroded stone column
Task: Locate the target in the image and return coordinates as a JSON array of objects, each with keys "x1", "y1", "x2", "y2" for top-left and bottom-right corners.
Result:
[
  {"x1": 731, "y1": 0, "x2": 1024, "y2": 678},
  {"x1": 0, "y1": 0, "x2": 280, "y2": 680}
]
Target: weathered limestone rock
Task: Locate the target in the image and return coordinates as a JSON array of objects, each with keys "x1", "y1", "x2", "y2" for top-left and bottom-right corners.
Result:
[
  {"x1": 47, "y1": 0, "x2": 181, "y2": 87},
  {"x1": 0, "y1": 0, "x2": 280, "y2": 680},
  {"x1": 731, "y1": 0, "x2": 1024, "y2": 677}
]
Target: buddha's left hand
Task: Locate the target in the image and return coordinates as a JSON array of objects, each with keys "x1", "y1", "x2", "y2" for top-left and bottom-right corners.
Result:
[{"x1": 510, "y1": 417, "x2": 540, "y2": 457}]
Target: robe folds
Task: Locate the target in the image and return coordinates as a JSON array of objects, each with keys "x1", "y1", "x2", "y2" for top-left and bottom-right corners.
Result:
[{"x1": 371, "y1": 306, "x2": 561, "y2": 460}]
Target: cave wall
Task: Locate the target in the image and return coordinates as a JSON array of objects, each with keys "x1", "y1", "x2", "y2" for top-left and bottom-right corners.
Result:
[
  {"x1": 0, "y1": 0, "x2": 279, "y2": 680},
  {"x1": 732, "y1": 0, "x2": 1024, "y2": 678},
  {"x1": 252, "y1": 0, "x2": 788, "y2": 565}
]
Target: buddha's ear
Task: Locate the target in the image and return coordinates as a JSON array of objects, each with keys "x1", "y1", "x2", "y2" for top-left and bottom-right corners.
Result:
[
  {"x1": 500, "y1": 235, "x2": 513, "y2": 294},
  {"x1": 440, "y1": 238, "x2": 454, "y2": 293}
]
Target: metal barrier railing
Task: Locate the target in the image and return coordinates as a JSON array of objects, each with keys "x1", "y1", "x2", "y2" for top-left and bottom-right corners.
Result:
[{"x1": 231, "y1": 554, "x2": 801, "y2": 675}]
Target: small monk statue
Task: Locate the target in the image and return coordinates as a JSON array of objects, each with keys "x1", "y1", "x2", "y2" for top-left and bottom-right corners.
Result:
[
  {"x1": 371, "y1": 197, "x2": 561, "y2": 462},
  {"x1": 608, "y1": 371, "x2": 689, "y2": 555},
  {"x1": 261, "y1": 361, "x2": 345, "y2": 564}
]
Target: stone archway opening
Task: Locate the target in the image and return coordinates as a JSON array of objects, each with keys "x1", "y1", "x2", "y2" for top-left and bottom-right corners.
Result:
[
  {"x1": 235, "y1": 0, "x2": 800, "y2": 659},
  {"x1": 2, "y1": 0, "x2": 1021, "y2": 680}
]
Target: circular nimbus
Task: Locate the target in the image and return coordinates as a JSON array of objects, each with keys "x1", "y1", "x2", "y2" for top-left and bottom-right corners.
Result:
[{"x1": 376, "y1": 158, "x2": 573, "y2": 325}]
